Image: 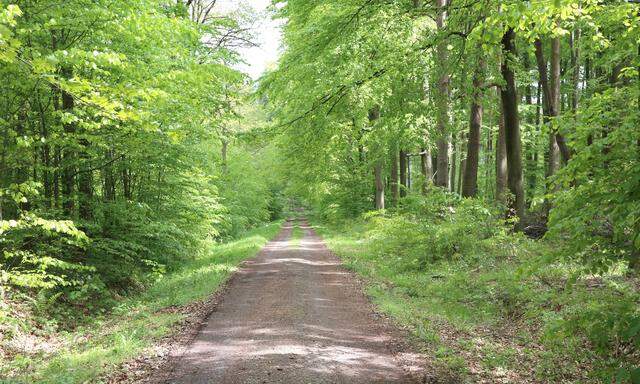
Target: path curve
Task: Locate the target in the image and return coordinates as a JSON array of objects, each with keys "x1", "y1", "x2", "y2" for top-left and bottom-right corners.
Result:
[{"x1": 165, "y1": 219, "x2": 424, "y2": 384}]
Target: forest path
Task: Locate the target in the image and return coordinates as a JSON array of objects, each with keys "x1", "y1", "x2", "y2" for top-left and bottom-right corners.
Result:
[{"x1": 164, "y1": 219, "x2": 424, "y2": 384}]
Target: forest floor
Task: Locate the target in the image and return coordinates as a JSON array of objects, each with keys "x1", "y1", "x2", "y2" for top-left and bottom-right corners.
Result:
[{"x1": 154, "y1": 218, "x2": 426, "y2": 384}]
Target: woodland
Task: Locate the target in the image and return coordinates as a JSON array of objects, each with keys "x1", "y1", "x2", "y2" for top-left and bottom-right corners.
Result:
[{"x1": 1, "y1": 0, "x2": 639, "y2": 383}]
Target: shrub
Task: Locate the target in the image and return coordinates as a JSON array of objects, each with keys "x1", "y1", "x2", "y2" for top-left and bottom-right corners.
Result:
[{"x1": 366, "y1": 188, "x2": 501, "y2": 270}]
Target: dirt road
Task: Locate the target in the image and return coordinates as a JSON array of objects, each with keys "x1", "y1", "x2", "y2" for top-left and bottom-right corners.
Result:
[{"x1": 165, "y1": 219, "x2": 424, "y2": 384}]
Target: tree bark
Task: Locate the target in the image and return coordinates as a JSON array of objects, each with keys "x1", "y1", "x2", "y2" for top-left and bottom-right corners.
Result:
[
  {"x1": 78, "y1": 141, "x2": 93, "y2": 220},
  {"x1": 462, "y1": 58, "x2": 484, "y2": 197},
  {"x1": 61, "y1": 69, "x2": 76, "y2": 217},
  {"x1": 369, "y1": 106, "x2": 384, "y2": 210},
  {"x1": 450, "y1": 135, "x2": 457, "y2": 193},
  {"x1": 37, "y1": 91, "x2": 52, "y2": 207},
  {"x1": 103, "y1": 150, "x2": 116, "y2": 201},
  {"x1": 399, "y1": 149, "x2": 407, "y2": 197},
  {"x1": 496, "y1": 88, "x2": 508, "y2": 204},
  {"x1": 420, "y1": 147, "x2": 433, "y2": 194},
  {"x1": 550, "y1": 32, "x2": 571, "y2": 164},
  {"x1": 122, "y1": 157, "x2": 132, "y2": 200},
  {"x1": 390, "y1": 148, "x2": 399, "y2": 205},
  {"x1": 374, "y1": 162, "x2": 385, "y2": 210},
  {"x1": 570, "y1": 27, "x2": 580, "y2": 114},
  {"x1": 500, "y1": 28, "x2": 526, "y2": 228},
  {"x1": 434, "y1": 0, "x2": 450, "y2": 189},
  {"x1": 534, "y1": 37, "x2": 570, "y2": 167}
]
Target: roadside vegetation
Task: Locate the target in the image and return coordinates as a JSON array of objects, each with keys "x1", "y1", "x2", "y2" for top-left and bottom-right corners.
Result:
[
  {"x1": 313, "y1": 193, "x2": 639, "y2": 382},
  {"x1": 1, "y1": 222, "x2": 282, "y2": 383}
]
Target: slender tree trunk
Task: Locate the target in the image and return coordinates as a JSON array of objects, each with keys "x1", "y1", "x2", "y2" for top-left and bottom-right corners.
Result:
[
  {"x1": 458, "y1": 155, "x2": 465, "y2": 195},
  {"x1": 407, "y1": 156, "x2": 412, "y2": 191},
  {"x1": 103, "y1": 150, "x2": 116, "y2": 201},
  {"x1": 53, "y1": 148, "x2": 60, "y2": 208},
  {"x1": 500, "y1": 28, "x2": 526, "y2": 228},
  {"x1": 374, "y1": 162, "x2": 385, "y2": 210},
  {"x1": 434, "y1": 0, "x2": 450, "y2": 189},
  {"x1": 534, "y1": 39, "x2": 557, "y2": 172},
  {"x1": 78, "y1": 137, "x2": 93, "y2": 220},
  {"x1": 420, "y1": 147, "x2": 433, "y2": 194},
  {"x1": 61, "y1": 70, "x2": 76, "y2": 217},
  {"x1": 121, "y1": 157, "x2": 132, "y2": 200},
  {"x1": 484, "y1": 116, "x2": 493, "y2": 198},
  {"x1": 496, "y1": 88, "x2": 508, "y2": 204},
  {"x1": 462, "y1": 58, "x2": 484, "y2": 197},
  {"x1": 37, "y1": 92, "x2": 52, "y2": 208},
  {"x1": 369, "y1": 106, "x2": 384, "y2": 210},
  {"x1": 550, "y1": 32, "x2": 570, "y2": 164},
  {"x1": 390, "y1": 148, "x2": 399, "y2": 205},
  {"x1": 570, "y1": 27, "x2": 581, "y2": 114},
  {"x1": 399, "y1": 149, "x2": 407, "y2": 197},
  {"x1": 535, "y1": 38, "x2": 561, "y2": 199},
  {"x1": 536, "y1": 81, "x2": 542, "y2": 126},
  {"x1": 15, "y1": 107, "x2": 31, "y2": 213},
  {"x1": 0, "y1": 120, "x2": 9, "y2": 220},
  {"x1": 450, "y1": 135, "x2": 457, "y2": 193},
  {"x1": 535, "y1": 37, "x2": 570, "y2": 168}
]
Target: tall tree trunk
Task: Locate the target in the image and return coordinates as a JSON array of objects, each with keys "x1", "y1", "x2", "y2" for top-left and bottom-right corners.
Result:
[
  {"x1": 420, "y1": 147, "x2": 433, "y2": 194},
  {"x1": 103, "y1": 150, "x2": 116, "y2": 201},
  {"x1": 536, "y1": 81, "x2": 542, "y2": 126},
  {"x1": 15, "y1": 107, "x2": 30, "y2": 213},
  {"x1": 462, "y1": 58, "x2": 484, "y2": 197},
  {"x1": 484, "y1": 116, "x2": 493, "y2": 198},
  {"x1": 53, "y1": 148, "x2": 60, "y2": 208},
  {"x1": 78, "y1": 138, "x2": 93, "y2": 220},
  {"x1": 369, "y1": 107, "x2": 384, "y2": 210},
  {"x1": 535, "y1": 37, "x2": 570, "y2": 168},
  {"x1": 0, "y1": 120, "x2": 9, "y2": 220},
  {"x1": 550, "y1": 32, "x2": 570, "y2": 165},
  {"x1": 374, "y1": 162, "x2": 385, "y2": 210},
  {"x1": 61, "y1": 70, "x2": 76, "y2": 217},
  {"x1": 450, "y1": 135, "x2": 457, "y2": 193},
  {"x1": 458, "y1": 152, "x2": 465, "y2": 195},
  {"x1": 399, "y1": 149, "x2": 407, "y2": 197},
  {"x1": 535, "y1": 38, "x2": 561, "y2": 198},
  {"x1": 37, "y1": 91, "x2": 52, "y2": 208},
  {"x1": 570, "y1": 27, "x2": 581, "y2": 114},
  {"x1": 407, "y1": 156, "x2": 412, "y2": 191},
  {"x1": 496, "y1": 88, "x2": 508, "y2": 204},
  {"x1": 121, "y1": 157, "x2": 132, "y2": 200},
  {"x1": 390, "y1": 148, "x2": 399, "y2": 205},
  {"x1": 500, "y1": 28, "x2": 526, "y2": 228},
  {"x1": 434, "y1": 0, "x2": 450, "y2": 189}
]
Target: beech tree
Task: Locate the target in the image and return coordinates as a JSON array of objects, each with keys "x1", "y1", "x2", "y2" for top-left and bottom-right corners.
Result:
[{"x1": 262, "y1": 0, "x2": 639, "y2": 239}]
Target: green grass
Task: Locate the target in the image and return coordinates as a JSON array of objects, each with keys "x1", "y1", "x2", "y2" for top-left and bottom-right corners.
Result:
[
  {"x1": 313, "y1": 218, "x2": 640, "y2": 383},
  {"x1": 1, "y1": 221, "x2": 283, "y2": 384}
]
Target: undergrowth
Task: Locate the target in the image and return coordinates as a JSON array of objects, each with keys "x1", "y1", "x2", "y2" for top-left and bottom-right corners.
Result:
[
  {"x1": 0, "y1": 221, "x2": 283, "y2": 384},
  {"x1": 312, "y1": 191, "x2": 640, "y2": 383}
]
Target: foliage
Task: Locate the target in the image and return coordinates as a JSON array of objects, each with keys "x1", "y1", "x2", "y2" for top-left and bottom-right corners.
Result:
[
  {"x1": 367, "y1": 190, "x2": 500, "y2": 270},
  {"x1": 549, "y1": 85, "x2": 640, "y2": 274}
]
